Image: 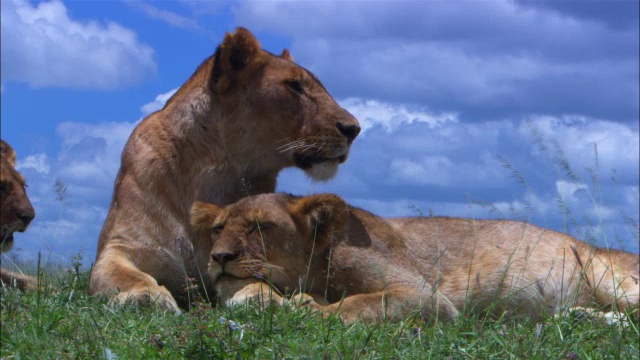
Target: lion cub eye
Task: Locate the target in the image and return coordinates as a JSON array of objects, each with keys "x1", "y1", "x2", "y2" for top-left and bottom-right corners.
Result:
[{"x1": 285, "y1": 80, "x2": 304, "y2": 95}]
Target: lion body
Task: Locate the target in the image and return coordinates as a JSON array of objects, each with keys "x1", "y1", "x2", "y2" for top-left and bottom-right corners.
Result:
[
  {"x1": 191, "y1": 193, "x2": 639, "y2": 323},
  {"x1": 89, "y1": 28, "x2": 360, "y2": 311},
  {"x1": 1, "y1": 140, "x2": 37, "y2": 291}
]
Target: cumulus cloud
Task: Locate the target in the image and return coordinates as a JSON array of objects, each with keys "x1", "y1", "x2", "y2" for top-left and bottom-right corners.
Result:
[
  {"x1": 125, "y1": 1, "x2": 201, "y2": 31},
  {"x1": 341, "y1": 98, "x2": 457, "y2": 133},
  {"x1": 9, "y1": 119, "x2": 138, "y2": 261},
  {"x1": 140, "y1": 88, "x2": 179, "y2": 116},
  {"x1": 9, "y1": 93, "x2": 639, "y2": 263},
  {"x1": 522, "y1": 116, "x2": 640, "y2": 184},
  {"x1": 555, "y1": 180, "x2": 588, "y2": 201},
  {"x1": 234, "y1": 0, "x2": 638, "y2": 122},
  {"x1": 16, "y1": 153, "x2": 50, "y2": 175},
  {"x1": 1, "y1": 0, "x2": 156, "y2": 89},
  {"x1": 277, "y1": 99, "x2": 639, "y2": 253}
]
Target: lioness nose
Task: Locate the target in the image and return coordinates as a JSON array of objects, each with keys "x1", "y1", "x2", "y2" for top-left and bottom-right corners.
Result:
[
  {"x1": 336, "y1": 121, "x2": 361, "y2": 143},
  {"x1": 211, "y1": 251, "x2": 239, "y2": 265},
  {"x1": 17, "y1": 205, "x2": 35, "y2": 229}
]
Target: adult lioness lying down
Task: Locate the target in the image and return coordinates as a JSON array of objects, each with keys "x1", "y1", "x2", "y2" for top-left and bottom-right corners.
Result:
[
  {"x1": 1, "y1": 140, "x2": 37, "y2": 291},
  {"x1": 190, "y1": 193, "x2": 639, "y2": 323},
  {"x1": 89, "y1": 28, "x2": 360, "y2": 312}
]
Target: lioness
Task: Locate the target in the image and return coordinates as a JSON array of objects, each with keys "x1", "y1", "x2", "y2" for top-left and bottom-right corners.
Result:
[
  {"x1": 190, "y1": 193, "x2": 639, "y2": 323},
  {"x1": 1, "y1": 140, "x2": 37, "y2": 291},
  {"x1": 89, "y1": 28, "x2": 360, "y2": 312}
]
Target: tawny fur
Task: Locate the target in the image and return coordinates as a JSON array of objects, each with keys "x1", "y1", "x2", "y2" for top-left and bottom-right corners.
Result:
[
  {"x1": 89, "y1": 28, "x2": 360, "y2": 312},
  {"x1": 1, "y1": 140, "x2": 37, "y2": 291},
  {"x1": 191, "y1": 193, "x2": 640, "y2": 323}
]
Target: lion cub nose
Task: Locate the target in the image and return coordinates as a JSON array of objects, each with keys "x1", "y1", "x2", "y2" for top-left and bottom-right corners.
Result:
[{"x1": 211, "y1": 251, "x2": 239, "y2": 265}]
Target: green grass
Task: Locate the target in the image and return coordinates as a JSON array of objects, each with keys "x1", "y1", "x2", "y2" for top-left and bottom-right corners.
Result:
[{"x1": 1, "y1": 268, "x2": 638, "y2": 359}]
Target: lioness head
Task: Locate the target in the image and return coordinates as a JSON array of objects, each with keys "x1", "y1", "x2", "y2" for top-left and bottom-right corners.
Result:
[
  {"x1": 205, "y1": 28, "x2": 361, "y2": 181},
  {"x1": 1, "y1": 140, "x2": 35, "y2": 253},
  {"x1": 190, "y1": 193, "x2": 348, "y2": 291}
]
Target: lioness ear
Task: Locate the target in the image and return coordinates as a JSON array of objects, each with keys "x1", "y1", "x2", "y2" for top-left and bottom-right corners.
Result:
[
  {"x1": 0, "y1": 140, "x2": 17, "y2": 167},
  {"x1": 211, "y1": 27, "x2": 262, "y2": 91},
  {"x1": 190, "y1": 201, "x2": 222, "y2": 232},
  {"x1": 280, "y1": 49, "x2": 294, "y2": 62},
  {"x1": 290, "y1": 194, "x2": 349, "y2": 246}
]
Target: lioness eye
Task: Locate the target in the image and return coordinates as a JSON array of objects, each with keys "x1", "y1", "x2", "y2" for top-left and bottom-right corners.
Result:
[
  {"x1": 211, "y1": 224, "x2": 224, "y2": 235},
  {"x1": 257, "y1": 222, "x2": 274, "y2": 231},
  {"x1": 285, "y1": 80, "x2": 304, "y2": 95},
  {"x1": 251, "y1": 222, "x2": 274, "y2": 234}
]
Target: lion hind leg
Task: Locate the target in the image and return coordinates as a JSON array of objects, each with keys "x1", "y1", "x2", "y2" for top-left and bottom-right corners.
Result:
[
  {"x1": 558, "y1": 306, "x2": 633, "y2": 327},
  {"x1": 323, "y1": 287, "x2": 459, "y2": 324},
  {"x1": 587, "y1": 250, "x2": 640, "y2": 311}
]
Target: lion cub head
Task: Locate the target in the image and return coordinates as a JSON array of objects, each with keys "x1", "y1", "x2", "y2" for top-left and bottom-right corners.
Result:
[
  {"x1": 206, "y1": 28, "x2": 361, "y2": 181},
  {"x1": 190, "y1": 193, "x2": 348, "y2": 291},
  {"x1": 1, "y1": 140, "x2": 35, "y2": 253}
]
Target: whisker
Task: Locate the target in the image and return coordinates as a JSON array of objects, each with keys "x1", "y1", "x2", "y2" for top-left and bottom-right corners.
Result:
[
  {"x1": 276, "y1": 140, "x2": 308, "y2": 153},
  {"x1": 278, "y1": 141, "x2": 321, "y2": 155},
  {"x1": 276, "y1": 139, "x2": 305, "y2": 148},
  {"x1": 298, "y1": 143, "x2": 320, "y2": 155}
]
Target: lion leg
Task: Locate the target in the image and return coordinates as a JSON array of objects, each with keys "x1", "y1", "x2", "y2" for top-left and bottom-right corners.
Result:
[
  {"x1": 321, "y1": 288, "x2": 459, "y2": 323},
  {"x1": 557, "y1": 306, "x2": 633, "y2": 327},
  {"x1": 587, "y1": 250, "x2": 639, "y2": 311},
  {"x1": 89, "y1": 245, "x2": 181, "y2": 314},
  {"x1": 0, "y1": 268, "x2": 38, "y2": 291}
]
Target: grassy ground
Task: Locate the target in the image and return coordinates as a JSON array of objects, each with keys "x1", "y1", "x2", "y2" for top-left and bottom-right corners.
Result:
[{"x1": 1, "y1": 268, "x2": 638, "y2": 359}]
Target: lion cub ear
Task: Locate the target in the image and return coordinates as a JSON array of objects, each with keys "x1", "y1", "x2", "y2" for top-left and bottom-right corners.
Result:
[
  {"x1": 0, "y1": 140, "x2": 17, "y2": 167},
  {"x1": 290, "y1": 194, "x2": 349, "y2": 246},
  {"x1": 280, "y1": 49, "x2": 294, "y2": 62},
  {"x1": 190, "y1": 201, "x2": 222, "y2": 232}
]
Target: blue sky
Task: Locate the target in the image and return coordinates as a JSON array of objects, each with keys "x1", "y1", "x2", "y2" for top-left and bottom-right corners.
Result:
[{"x1": 1, "y1": 0, "x2": 638, "y2": 266}]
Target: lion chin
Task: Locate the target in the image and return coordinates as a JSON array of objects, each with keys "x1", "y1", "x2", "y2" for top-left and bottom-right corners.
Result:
[
  {"x1": 294, "y1": 152, "x2": 349, "y2": 182},
  {"x1": 306, "y1": 161, "x2": 340, "y2": 181}
]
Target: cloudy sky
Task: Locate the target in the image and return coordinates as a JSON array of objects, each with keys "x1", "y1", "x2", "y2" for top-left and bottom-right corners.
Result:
[{"x1": 1, "y1": 0, "x2": 638, "y2": 266}]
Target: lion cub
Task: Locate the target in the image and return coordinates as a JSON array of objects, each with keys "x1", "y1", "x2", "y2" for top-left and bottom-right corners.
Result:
[{"x1": 191, "y1": 193, "x2": 639, "y2": 323}]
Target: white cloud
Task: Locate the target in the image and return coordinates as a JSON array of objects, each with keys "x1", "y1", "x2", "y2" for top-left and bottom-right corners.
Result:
[
  {"x1": 16, "y1": 153, "x2": 50, "y2": 175},
  {"x1": 10, "y1": 91, "x2": 639, "y2": 262},
  {"x1": 9, "y1": 117, "x2": 141, "y2": 262},
  {"x1": 140, "y1": 88, "x2": 179, "y2": 116},
  {"x1": 522, "y1": 116, "x2": 640, "y2": 183},
  {"x1": 341, "y1": 98, "x2": 457, "y2": 133},
  {"x1": 1, "y1": 0, "x2": 156, "y2": 89},
  {"x1": 555, "y1": 180, "x2": 588, "y2": 201},
  {"x1": 125, "y1": 1, "x2": 200, "y2": 31},
  {"x1": 235, "y1": 0, "x2": 638, "y2": 121},
  {"x1": 277, "y1": 103, "x2": 639, "y2": 253}
]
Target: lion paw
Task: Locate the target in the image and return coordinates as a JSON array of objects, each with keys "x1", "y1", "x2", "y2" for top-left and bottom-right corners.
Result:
[
  {"x1": 111, "y1": 286, "x2": 181, "y2": 315},
  {"x1": 284, "y1": 293, "x2": 320, "y2": 309}
]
